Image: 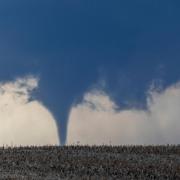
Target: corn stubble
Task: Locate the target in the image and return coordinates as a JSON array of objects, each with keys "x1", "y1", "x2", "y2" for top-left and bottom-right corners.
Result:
[{"x1": 0, "y1": 145, "x2": 179, "y2": 179}]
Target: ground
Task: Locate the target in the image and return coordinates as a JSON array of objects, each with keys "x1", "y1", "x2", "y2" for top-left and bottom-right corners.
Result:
[{"x1": 0, "y1": 145, "x2": 179, "y2": 179}]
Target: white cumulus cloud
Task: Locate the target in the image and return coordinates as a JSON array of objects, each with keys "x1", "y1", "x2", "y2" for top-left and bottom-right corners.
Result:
[
  {"x1": 67, "y1": 83, "x2": 180, "y2": 145},
  {"x1": 0, "y1": 76, "x2": 60, "y2": 146}
]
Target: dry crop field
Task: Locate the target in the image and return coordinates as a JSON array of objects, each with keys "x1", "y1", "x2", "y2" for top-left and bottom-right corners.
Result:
[{"x1": 0, "y1": 145, "x2": 179, "y2": 179}]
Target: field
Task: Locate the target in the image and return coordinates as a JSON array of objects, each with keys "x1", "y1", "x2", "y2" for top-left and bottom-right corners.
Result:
[{"x1": 0, "y1": 145, "x2": 179, "y2": 179}]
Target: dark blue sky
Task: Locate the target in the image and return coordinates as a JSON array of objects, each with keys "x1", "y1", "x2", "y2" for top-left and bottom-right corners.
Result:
[{"x1": 0, "y1": 0, "x2": 180, "y2": 144}]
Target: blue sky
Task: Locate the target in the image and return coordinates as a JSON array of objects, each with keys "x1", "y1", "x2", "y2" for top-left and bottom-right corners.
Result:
[{"x1": 0, "y1": 1, "x2": 180, "y2": 144}]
